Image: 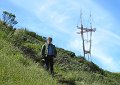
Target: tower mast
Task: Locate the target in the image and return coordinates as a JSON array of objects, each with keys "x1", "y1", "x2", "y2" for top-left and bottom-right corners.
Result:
[{"x1": 77, "y1": 11, "x2": 96, "y2": 60}]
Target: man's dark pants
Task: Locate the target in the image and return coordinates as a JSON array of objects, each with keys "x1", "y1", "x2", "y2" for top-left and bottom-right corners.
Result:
[{"x1": 45, "y1": 55, "x2": 54, "y2": 74}]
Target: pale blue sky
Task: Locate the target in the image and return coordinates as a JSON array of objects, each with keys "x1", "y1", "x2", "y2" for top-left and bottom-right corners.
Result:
[{"x1": 0, "y1": 0, "x2": 120, "y2": 72}]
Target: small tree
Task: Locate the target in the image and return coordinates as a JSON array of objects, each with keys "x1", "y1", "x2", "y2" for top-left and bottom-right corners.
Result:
[{"x1": 2, "y1": 11, "x2": 18, "y2": 27}]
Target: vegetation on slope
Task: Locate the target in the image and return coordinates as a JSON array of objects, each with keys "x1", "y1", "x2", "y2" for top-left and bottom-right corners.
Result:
[
  {"x1": 0, "y1": 22, "x2": 57, "y2": 85},
  {"x1": 0, "y1": 11, "x2": 120, "y2": 85}
]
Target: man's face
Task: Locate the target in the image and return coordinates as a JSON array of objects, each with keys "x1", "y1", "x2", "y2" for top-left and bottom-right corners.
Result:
[{"x1": 47, "y1": 39, "x2": 52, "y2": 44}]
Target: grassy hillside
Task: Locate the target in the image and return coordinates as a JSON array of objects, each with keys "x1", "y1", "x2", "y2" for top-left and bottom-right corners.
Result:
[
  {"x1": 0, "y1": 22, "x2": 57, "y2": 85},
  {"x1": 0, "y1": 20, "x2": 120, "y2": 85}
]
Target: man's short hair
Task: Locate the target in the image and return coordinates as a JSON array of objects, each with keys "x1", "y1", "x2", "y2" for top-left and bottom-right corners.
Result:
[{"x1": 47, "y1": 37, "x2": 52, "y2": 41}]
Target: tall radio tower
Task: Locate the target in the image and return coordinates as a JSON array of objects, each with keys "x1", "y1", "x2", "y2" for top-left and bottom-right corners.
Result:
[{"x1": 77, "y1": 11, "x2": 96, "y2": 61}]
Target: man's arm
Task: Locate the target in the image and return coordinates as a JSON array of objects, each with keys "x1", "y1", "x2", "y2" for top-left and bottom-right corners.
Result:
[
  {"x1": 41, "y1": 44, "x2": 46, "y2": 57},
  {"x1": 54, "y1": 45, "x2": 57, "y2": 57}
]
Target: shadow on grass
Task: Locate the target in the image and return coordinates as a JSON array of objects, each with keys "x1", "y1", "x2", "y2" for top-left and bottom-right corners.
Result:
[{"x1": 58, "y1": 78, "x2": 76, "y2": 85}]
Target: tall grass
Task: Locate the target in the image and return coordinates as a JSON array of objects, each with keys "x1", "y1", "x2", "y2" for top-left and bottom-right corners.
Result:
[
  {"x1": 0, "y1": 33, "x2": 57, "y2": 85},
  {"x1": 0, "y1": 22, "x2": 120, "y2": 85},
  {"x1": 56, "y1": 70, "x2": 119, "y2": 85}
]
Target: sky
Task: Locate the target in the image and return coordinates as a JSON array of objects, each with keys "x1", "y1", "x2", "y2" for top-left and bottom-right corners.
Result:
[{"x1": 0, "y1": 0, "x2": 120, "y2": 72}]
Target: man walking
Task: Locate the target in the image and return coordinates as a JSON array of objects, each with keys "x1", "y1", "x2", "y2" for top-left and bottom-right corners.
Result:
[{"x1": 41, "y1": 37, "x2": 57, "y2": 75}]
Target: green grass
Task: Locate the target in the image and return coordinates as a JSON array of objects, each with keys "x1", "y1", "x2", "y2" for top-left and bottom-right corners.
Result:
[
  {"x1": 0, "y1": 30, "x2": 57, "y2": 85},
  {"x1": 58, "y1": 71, "x2": 119, "y2": 85},
  {"x1": 0, "y1": 20, "x2": 120, "y2": 85}
]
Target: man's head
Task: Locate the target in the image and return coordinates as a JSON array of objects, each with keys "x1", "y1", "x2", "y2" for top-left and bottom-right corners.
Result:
[{"x1": 47, "y1": 37, "x2": 52, "y2": 44}]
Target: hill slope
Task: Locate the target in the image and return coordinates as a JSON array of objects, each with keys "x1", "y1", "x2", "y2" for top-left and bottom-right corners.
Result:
[
  {"x1": 0, "y1": 22, "x2": 57, "y2": 85},
  {"x1": 0, "y1": 21, "x2": 120, "y2": 85}
]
